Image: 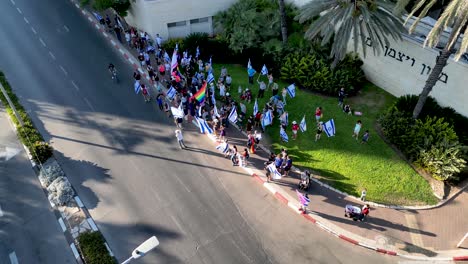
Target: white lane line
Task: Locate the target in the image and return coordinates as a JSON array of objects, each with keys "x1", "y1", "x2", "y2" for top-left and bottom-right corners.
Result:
[
  {"x1": 16, "y1": 7, "x2": 22, "y2": 14},
  {"x1": 0, "y1": 204, "x2": 3, "y2": 217},
  {"x1": 10, "y1": 0, "x2": 15, "y2": 5},
  {"x1": 31, "y1": 26, "x2": 37, "y2": 34},
  {"x1": 70, "y1": 243, "x2": 80, "y2": 259},
  {"x1": 74, "y1": 196, "x2": 84, "y2": 207},
  {"x1": 94, "y1": 24, "x2": 99, "y2": 29},
  {"x1": 71, "y1": 80, "x2": 79, "y2": 91},
  {"x1": 118, "y1": 49, "x2": 125, "y2": 55},
  {"x1": 83, "y1": 97, "x2": 95, "y2": 111},
  {"x1": 110, "y1": 39, "x2": 116, "y2": 45},
  {"x1": 74, "y1": 3, "x2": 79, "y2": 8},
  {"x1": 23, "y1": 17, "x2": 29, "y2": 24},
  {"x1": 9, "y1": 252, "x2": 19, "y2": 264},
  {"x1": 59, "y1": 65, "x2": 68, "y2": 76},
  {"x1": 39, "y1": 38, "x2": 46, "y2": 47},
  {"x1": 63, "y1": 25, "x2": 69, "y2": 32},
  {"x1": 48, "y1": 51, "x2": 56, "y2": 60},
  {"x1": 103, "y1": 32, "x2": 108, "y2": 38},
  {"x1": 58, "y1": 217, "x2": 67, "y2": 232},
  {"x1": 104, "y1": 242, "x2": 114, "y2": 257},
  {"x1": 87, "y1": 16, "x2": 92, "y2": 22}
]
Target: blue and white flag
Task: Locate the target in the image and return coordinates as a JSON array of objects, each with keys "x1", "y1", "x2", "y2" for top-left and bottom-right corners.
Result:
[
  {"x1": 300, "y1": 115, "x2": 307, "y2": 132},
  {"x1": 261, "y1": 64, "x2": 268, "y2": 75},
  {"x1": 211, "y1": 92, "x2": 216, "y2": 105},
  {"x1": 196, "y1": 117, "x2": 213, "y2": 134},
  {"x1": 247, "y1": 58, "x2": 252, "y2": 70},
  {"x1": 209, "y1": 56, "x2": 212, "y2": 66},
  {"x1": 280, "y1": 112, "x2": 288, "y2": 125},
  {"x1": 228, "y1": 106, "x2": 238, "y2": 123},
  {"x1": 134, "y1": 81, "x2": 141, "y2": 94},
  {"x1": 198, "y1": 105, "x2": 203, "y2": 117},
  {"x1": 280, "y1": 127, "x2": 289, "y2": 142},
  {"x1": 166, "y1": 86, "x2": 177, "y2": 100},
  {"x1": 216, "y1": 141, "x2": 229, "y2": 153},
  {"x1": 164, "y1": 51, "x2": 171, "y2": 63},
  {"x1": 213, "y1": 104, "x2": 220, "y2": 117},
  {"x1": 171, "y1": 105, "x2": 184, "y2": 118},
  {"x1": 261, "y1": 110, "x2": 273, "y2": 129},
  {"x1": 195, "y1": 46, "x2": 200, "y2": 58},
  {"x1": 207, "y1": 72, "x2": 215, "y2": 84},
  {"x1": 323, "y1": 119, "x2": 336, "y2": 137},
  {"x1": 267, "y1": 163, "x2": 282, "y2": 180},
  {"x1": 286, "y1": 84, "x2": 296, "y2": 98},
  {"x1": 253, "y1": 99, "x2": 259, "y2": 116}
]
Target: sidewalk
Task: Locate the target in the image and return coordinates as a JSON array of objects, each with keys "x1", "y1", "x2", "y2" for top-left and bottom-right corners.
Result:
[{"x1": 73, "y1": 3, "x2": 468, "y2": 261}]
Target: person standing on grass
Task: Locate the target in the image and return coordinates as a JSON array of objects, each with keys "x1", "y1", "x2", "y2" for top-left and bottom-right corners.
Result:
[
  {"x1": 361, "y1": 130, "x2": 370, "y2": 144},
  {"x1": 257, "y1": 80, "x2": 266, "y2": 98},
  {"x1": 281, "y1": 87, "x2": 288, "y2": 105},
  {"x1": 267, "y1": 73, "x2": 274, "y2": 89},
  {"x1": 338, "y1": 87, "x2": 346, "y2": 107},
  {"x1": 353, "y1": 120, "x2": 362, "y2": 139},
  {"x1": 315, "y1": 107, "x2": 323, "y2": 123},
  {"x1": 271, "y1": 82, "x2": 279, "y2": 96},
  {"x1": 292, "y1": 121, "x2": 299, "y2": 140},
  {"x1": 360, "y1": 188, "x2": 367, "y2": 201},
  {"x1": 248, "y1": 67, "x2": 256, "y2": 84},
  {"x1": 315, "y1": 122, "x2": 323, "y2": 141},
  {"x1": 175, "y1": 130, "x2": 187, "y2": 149},
  {"x1": 225, "y1": 74, "x2": 232, "y2": 90}
]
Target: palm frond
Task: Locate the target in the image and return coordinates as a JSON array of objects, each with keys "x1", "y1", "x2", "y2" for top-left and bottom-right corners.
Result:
[
  {"x1": 404, "y1": 0, "x2": 429, "y2": 25},
  {"x1": 408, "y1": 0, "x2": 437, "y2": 33},
  {"x1": 454, "y1": 25, "x2": 468, "y2": 61},
  {"x1": 393, "y1": 0, "x2": 411, "y2": 15}
]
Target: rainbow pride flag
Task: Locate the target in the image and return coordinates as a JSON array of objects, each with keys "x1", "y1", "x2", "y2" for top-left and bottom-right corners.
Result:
[{"x1": 194, "y1": 82, "x2": 207, "y2": 102}]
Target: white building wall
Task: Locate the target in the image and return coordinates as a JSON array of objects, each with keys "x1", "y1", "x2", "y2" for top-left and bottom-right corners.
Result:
[
  {"x1": 350, "y1": 37, "x2": 468, "y2": 117},
  {"x1": 125, "y1": 0, "x2": 236, "y2": 40}
]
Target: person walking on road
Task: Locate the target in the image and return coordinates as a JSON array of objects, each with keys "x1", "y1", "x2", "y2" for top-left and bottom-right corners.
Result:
[{"x1": 175, "y1": 130, "x2": 187, "y2": 149}]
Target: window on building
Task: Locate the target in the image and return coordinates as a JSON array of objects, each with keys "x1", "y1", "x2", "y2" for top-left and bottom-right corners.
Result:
[
  {"x1": 168, "y1": 21, "x2": 187, "y2": 28},
  {"x1": 190, "y1": 17, "x2": 209, "y2": 24}
]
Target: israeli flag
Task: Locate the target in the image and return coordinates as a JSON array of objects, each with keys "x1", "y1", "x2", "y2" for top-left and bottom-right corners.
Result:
[
  {"x1": 247, "y1": 58, "x2": 252, "y2": 70},
  {"x1": 300, "y1": 115, "x2": 307, "y2": 132},
  {"x1": 134, "y1": 81, "x2": 141, "y2": 94},
  {"x1": 166, "y1": 86, "x2": 177, "y2": 100},
  {"x1": 196, "y1": 46, "x2": 200, "y2": 58},
  {"x1": 261, "y1": 64, "x2": 268, "y2": 75},
  {"x1": 280, "y1": 127, "x2": 289, "y2": 142},
  {"x1": 253, "y1": 99, "x2": 259, "y2": 116},
  {"x1": 213, "y1": 104, "x2": 220, "y2": 117},
  {"x1": 211, "y1": 92, "x2": 216, "y2": 105},
  {"x1": 171, "y1": 106, "x2": 184, "y2": 118},
  {"x1": 261, "y1": 110, "x2": 273, "y2": 129},
  {"x1": 280, "y1": 112, "x2": 288, "y2": 125},
  {"x1": 209, "y1": 56, "x2": 212, "y2": 65},
  {"x1": 286, "y1": 84, "x2": 296, "y2": 98},
  {"x1": 267, "y1": 163, "x2": 282, "y2": 180},
  {"x1": 198, "y1": 105, "x2": 203, "y2": 117},
  {"x1": 196, "y1": 117, "x2": 213, "y2": 134},
  {"x1": 228, "y1": 106, "x2": 238, "y2": 123},
  {"x1": 323, "y1": 119, "x2": 336, "y2": 137},
  {"x1": 216, "y1": 141, "x2": 229, "y2": 153},
  {"x1": 164, "y1": 51, "x2": 170, "y2": 63},
  {"x1": 207, "y1": 72, "x2": 215, "y2": 84}
]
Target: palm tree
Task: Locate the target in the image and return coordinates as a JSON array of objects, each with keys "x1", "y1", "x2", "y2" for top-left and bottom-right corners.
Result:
[
  {"x1": 395, "y1": 0, "x2": 468, "y2": 119},
  {"x1": 296, "y1": 0, "x2": 407, "y2": 66},
  {"x1": 279, "y1": 0, "x2": 288, "y2": 45}
]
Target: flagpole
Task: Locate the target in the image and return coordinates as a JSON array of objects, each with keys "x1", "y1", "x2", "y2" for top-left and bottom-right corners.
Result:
[{"x1": 256, "y1": 72, "x2": 261, "y2": 82}]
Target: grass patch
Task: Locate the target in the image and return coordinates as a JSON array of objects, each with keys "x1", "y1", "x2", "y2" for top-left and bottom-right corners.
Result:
[
  {"x1": 77, "y1": 232, "x2": 116, "y2": 264},
  {"x1": 212, "y1": 64, "x2": 437, "y2": 205}
]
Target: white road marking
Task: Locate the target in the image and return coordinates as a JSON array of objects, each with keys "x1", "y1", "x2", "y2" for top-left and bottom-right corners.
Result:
[
  {"x1": 118, "y1": 49, "x2": 124, "y2": 55},
  {"x1": 104, "y1": 243, "x2": 114, "y2": 257},
  {"x1": 9, "y1": 252, "x2": 18, "y2": 264},
  {"x1": 30, "y1": 26, "x2": 37, "y2": 34},
  {"x1": 83, "y1": 97, "x2": 95, "y2": 111},
  {"x1": 74, "y1": 3, "x2": 79, "y2": 8},
  {"x1": 48, "y1": 51, "x2": 56, "y2": 60},
  {"x1": 110, "y1": 39, "x2": 116, "y2": 45},
  {"x1": 70, "y1": 243, "x2": 80, "y2": 259},
  {"x1": 0, "y1": 204, "x2": 3, "y2": 217},
  {"x1": 16, "y1": 7, "x2": 22, "y2": 14},
  {"x1": 23, "y1": 17, "x2": 29, "y2": 24},
  {"x1": 94, "y1": 24, "x2": 99, "y2": 29},
  {"x1": 59, "y1": 65, "x2": 68, "y2": 76},
  {"x1": 58, "y1": 217, "x2": 67, "y2": 232},
  {"x1": 63, "y1": 25, "x2": 69, "y2": 32},
  {"x1": 71, "y1": 80, "x2": 79, "y2": 91},
  {"x1": 74, "y1": 196, "x2": 84, "y2": 207},
  {"x1": 10, "y1": 0, "x2": 15, "y2": 5},
  {"x1": 39, "y1": 38, "x2": 46, "y2": 47},
  {"x1": 103, "y1": 32, "x2": 108, "y2": 38},
  {"x1": 87, "y1": 218, "x2": 98, "y2": 231},
  {"x1": 87, "y1": 16, "x2": 92, "y2": 22}
]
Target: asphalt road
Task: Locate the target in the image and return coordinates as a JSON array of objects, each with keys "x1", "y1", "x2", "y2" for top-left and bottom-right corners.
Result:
[
  {"x1": 0, "y1": 107, "x2": 75, "y2": 264},
  {"x1": 0, "y1": 0, "x2": 397, "y2": 263}
]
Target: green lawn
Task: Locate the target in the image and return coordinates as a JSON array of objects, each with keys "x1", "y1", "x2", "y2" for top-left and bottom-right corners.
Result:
[{"x1": 213, "y1": 63, "x2": 438, "y2": 205}]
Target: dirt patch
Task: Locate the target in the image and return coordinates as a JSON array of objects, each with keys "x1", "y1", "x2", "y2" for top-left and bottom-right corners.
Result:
[{"x1": 349, "y1": 89, "x2": 387, "y2": 110}]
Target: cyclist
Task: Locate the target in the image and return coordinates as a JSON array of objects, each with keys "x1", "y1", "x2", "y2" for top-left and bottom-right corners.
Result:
[{"x1": 108, "y1": 63, "x2": 117, "y2": 79}]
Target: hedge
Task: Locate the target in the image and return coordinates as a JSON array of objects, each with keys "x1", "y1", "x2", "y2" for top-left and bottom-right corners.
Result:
[
  {"x1": 77, "y1": 232, "x2": 116, "y2": 264},
  {"x1": 0, "y1": 72, "x2": 54, "y2": 164}
]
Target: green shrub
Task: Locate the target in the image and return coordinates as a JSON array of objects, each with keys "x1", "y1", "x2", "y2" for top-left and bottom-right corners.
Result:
[
  {"x1": 378, "y1": 107, "x2": 414, "y2": 144},
  {"x1": 93, "y1": 0, "x2": 113, "y2": 10},
  {"x1": 162, "y1": 38, "x2": 185, "y2": 54},
  {"x1": 183, "y1": 32, "x2": 209, "y2": 57},
  {"x1": 112, "y1": 0, "x2": 131, "y2": 17},
  {"x1": 77, "y1": 232, "x2": 116, "y2": 264},
  {"x1": 402, "y1": 116, "x2": 458, "y2": 159},
  {"x1": 280, "y1": 52, "x2": 365, "y2": 96},
  {"x1": 417, "y1": 140, "x2": 466, "y2": 181},
  {"x1": 31, "y1": 142, "x2": 54, "y2": 164},
  {"x1": 17, "y1": 122, "x2": 43, "y2": 148}
]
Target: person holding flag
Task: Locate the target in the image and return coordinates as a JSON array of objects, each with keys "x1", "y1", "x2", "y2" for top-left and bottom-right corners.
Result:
[
  {"x1": 247, "y1": 62, "x2": 256, "y2": 85},
  {"x1": 296, "y1": 190, "x2": 310, "y2": 214},
  {"x1": 300, "y1": 115, "x2": 307, "y2": 132}
]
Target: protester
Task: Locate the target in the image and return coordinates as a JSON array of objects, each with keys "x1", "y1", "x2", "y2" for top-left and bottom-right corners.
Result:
[
  {"x1": 361, "y1": 130, "x2": 370, "y2": 144},
  {"x1": 257, "y1": 80, "x2": 266, "y2": 98},
  {"x1": 353, "y1": 120, "x2": 362, "y2": 139},
  {"x1": 292, "y1": 121, "x2": 299, "y2": 140},
  {"x1": 338, "y1": 87, "x2": 346, "y2": 107},
  {"x1": 282, "y1": 155, "x2": 293, "y2": 177},
  {"x1": 315, "y1": 107, "x2": 323, "y2": 123},
  {"x1": 248, "y1": 67, "x2": 256, "y2": 84},
  {"x1": 316, "y1": 122, "x2": 323, "y2": 141},
  {"x1": 175, "y1": 130, "x2": 187, "y2": 149}
]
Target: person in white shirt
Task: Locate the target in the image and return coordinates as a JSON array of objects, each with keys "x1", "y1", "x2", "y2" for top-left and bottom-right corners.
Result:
[{"x1": 175, "y1": 130, "x2": 187, "y2": 149}]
